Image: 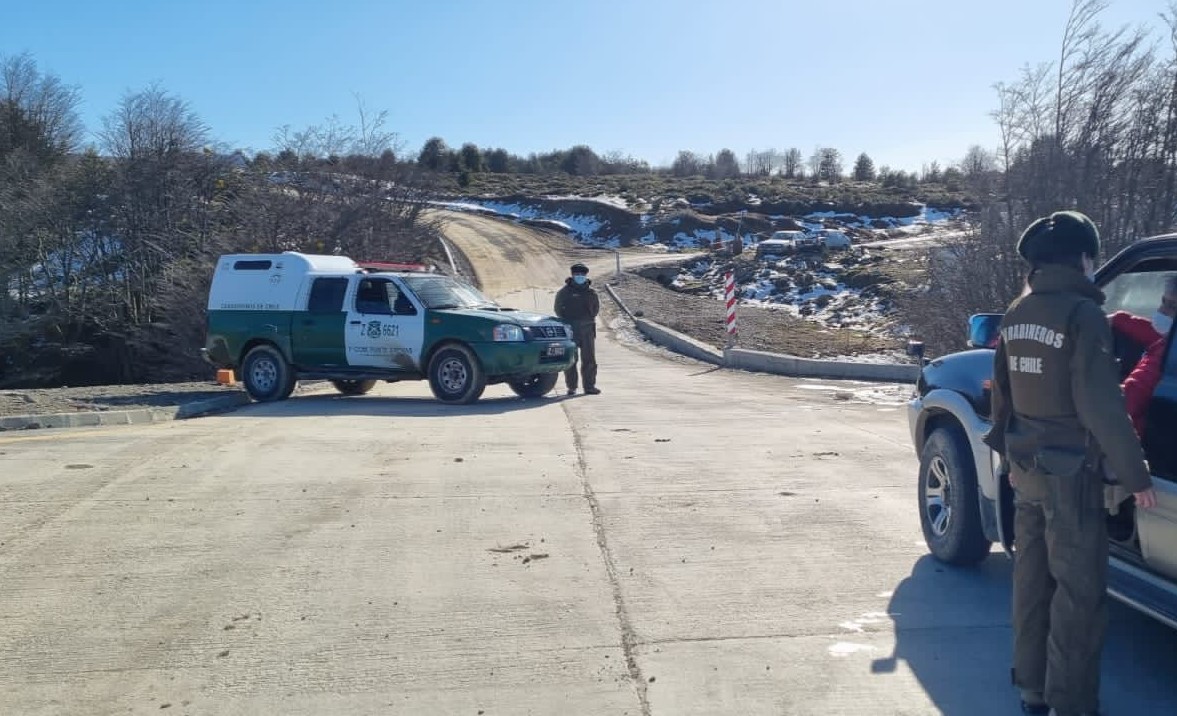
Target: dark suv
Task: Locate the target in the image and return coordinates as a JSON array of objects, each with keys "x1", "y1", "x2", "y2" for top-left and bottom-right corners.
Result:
[{"x1": 906, "y1": 235, "x2": 1177, "y2": 628}]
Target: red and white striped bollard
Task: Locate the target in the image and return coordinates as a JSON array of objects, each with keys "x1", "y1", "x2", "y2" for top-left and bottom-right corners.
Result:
[{"x1": 724, "y1": 271, "x2": 737, "y2": 346}]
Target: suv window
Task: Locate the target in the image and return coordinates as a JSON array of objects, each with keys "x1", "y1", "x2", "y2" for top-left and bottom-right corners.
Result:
[
  {"x1": 307, "y1": 277, "x2": 348, "y2": 313},
  {"x1": 1102, "y1": 267, "x2": 1177, "y2": 318}
]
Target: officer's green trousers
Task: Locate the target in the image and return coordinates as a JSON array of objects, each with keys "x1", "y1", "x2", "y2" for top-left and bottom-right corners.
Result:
[{"x1": 1011, "y1": 466, "x2": 1108, "y2": 714}]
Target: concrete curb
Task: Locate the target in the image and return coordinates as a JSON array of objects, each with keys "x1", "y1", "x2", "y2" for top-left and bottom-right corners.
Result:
[
  {"x1": 633, "y1": 318, "x2": 726, "y2": 366},
  {"x1": 614, "y1": 310, "x2": 920, "y2": 383},
  {"x1": 600, "y1": 282, "x2": 922, "y2": 383},
  {"x1": 604, "y1": 283, "x2": 635, "y2": 319},
  {"x1": 724, "y1": 347, "x2": 919, "y2": 383},
  {"x1": 0, "y1": 392, "x2": 252, "y2": 432}
]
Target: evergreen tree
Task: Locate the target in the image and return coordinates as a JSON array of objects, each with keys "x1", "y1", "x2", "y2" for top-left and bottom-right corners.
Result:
[
  {"x1": 562, "y1": 145, "x2": 600, "y2": 176},
  {"x1": 417, "y1": 137, "x2": 450, "y2": 171},
  {"x1": 458, "y1": 142, "x2": 483, "y2": 172},
  {"x1": 853, "y1": 152, "x2": 876, "y2": 181}
]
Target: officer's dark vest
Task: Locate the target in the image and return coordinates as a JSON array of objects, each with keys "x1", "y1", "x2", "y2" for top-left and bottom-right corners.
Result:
[{"x1": 1001, "y1": 280, "x2": 1091, "y2": 452}]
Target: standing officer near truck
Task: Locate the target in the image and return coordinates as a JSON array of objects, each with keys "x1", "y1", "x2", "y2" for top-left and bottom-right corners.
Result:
[
  {"x1": 554, "y1": 262, "x2": 601, "y2": 395},
  {"x1": 985, "y1": 210, "x2": 1157, "y2": 716}
]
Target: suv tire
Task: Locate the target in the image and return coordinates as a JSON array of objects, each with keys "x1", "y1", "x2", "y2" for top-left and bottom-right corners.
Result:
[
  {"x1": 918, "y1": 426, "x2": 992, "y2": 566},
  {"x1": 332, "y1": 379, "x2": 377, "y2": 396},
  {"x1": 508, "y1": 372, "x2": 558, "y2": 399},
  {"x1": 242, "y1": 344, "x2": 297, "y2": 402},
  {"x1": 427, "y1": 344, "x2": 487, "y2": 404}
]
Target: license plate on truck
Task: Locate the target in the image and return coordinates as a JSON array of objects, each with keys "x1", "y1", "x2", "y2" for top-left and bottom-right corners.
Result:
[{"x1": 546, "y1": 343, "x2": 565, "y2": 357}]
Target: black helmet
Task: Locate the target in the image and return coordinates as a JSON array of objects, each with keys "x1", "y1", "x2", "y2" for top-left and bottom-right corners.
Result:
[{"x1": 1016, "y1": 210, "x2": 1100, "y2": 263}]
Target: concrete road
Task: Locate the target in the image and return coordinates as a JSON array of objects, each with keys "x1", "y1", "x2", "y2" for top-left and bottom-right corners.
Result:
[{"x1": 2, "y1": 215, "x2": 1175, "y2": 715}]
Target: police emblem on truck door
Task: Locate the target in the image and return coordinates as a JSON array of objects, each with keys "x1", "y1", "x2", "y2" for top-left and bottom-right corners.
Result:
[{"x1": 365, "y1": 320, "x2": 400, "y2": 339}]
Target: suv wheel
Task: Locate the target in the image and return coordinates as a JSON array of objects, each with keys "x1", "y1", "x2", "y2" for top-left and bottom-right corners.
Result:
[
  {"x1": 242, "y1": 344, "x2": 297, "y2": 402},
  {"x1": 508, "y1": 372, "x2": 558, "y2": 399},
  {"x1": 427, "y1": 344, "x2": 487, "y2": 404},
  {"x1": 918, "y1": 426, "x2": 992, "y2": 566}
]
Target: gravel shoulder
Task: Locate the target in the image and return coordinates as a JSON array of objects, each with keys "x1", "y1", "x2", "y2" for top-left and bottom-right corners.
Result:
[{"x1": 0, "y1": 382, "x2": 246, "y2": 419}]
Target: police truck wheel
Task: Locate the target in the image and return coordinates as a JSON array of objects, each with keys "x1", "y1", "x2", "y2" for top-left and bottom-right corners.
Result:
[
  {"x1": 918, "y1": 426, "x2": 992, "y2": 566},
  {"x1": 331, "y1": 379, "x2": 377, "y2": 396},
  {"x1": 427, "y1": 344, "x2": 487, "y2": 404},
  {"x1": 241, "y1": 344, "x2": 296, "y2": 402},
  {"x1": 508, "y1": 372, "x2": 558, "y2": 399}
]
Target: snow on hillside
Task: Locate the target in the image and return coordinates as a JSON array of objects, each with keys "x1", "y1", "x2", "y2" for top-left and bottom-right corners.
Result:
[
  {"x1": 435, "y1": 196, "x2": 965, "y2": 252},
  {"x1": 793, "y1": 204, "x2": 963, "y2": 234}
]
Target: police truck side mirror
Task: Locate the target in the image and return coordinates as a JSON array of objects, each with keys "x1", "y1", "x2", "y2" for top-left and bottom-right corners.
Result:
[{"x1": 967, "y1": 313, "x2": 1003, "y2": 349}]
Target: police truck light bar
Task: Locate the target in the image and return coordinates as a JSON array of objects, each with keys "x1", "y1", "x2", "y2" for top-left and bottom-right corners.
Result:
[{"x1": 357, "y1": 261, "x2": 433, "y2": 273}]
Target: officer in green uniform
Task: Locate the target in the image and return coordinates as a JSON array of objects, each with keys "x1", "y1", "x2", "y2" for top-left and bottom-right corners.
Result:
[
  {"x1": 554, "y1": 262, "x2": 601, "y2": 395},
  {"x1": 985, "y1": 211, "x2": 1157, "y2": 716}
]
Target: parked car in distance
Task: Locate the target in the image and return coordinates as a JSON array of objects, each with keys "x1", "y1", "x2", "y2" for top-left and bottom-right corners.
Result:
[
  {"x1": 818, "y1": 229, "x2": 852, "y2": 250},
  {"x1": 756, "y1": 231, "x2": 820, "y2": 258}
]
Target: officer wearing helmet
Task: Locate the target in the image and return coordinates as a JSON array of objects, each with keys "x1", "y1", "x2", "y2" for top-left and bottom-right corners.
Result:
[
  {"x1": 984, "y1": 211, "x2": 1156, "y2": 716},
  {"x1": 554, "y1": 262, "x2": 601, "y2": 395}
]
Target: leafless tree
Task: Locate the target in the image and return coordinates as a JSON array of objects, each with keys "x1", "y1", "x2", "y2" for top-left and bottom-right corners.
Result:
[
  {"x1": 809, "y1": 147, "x2": 842, "y2": 183},
  {"x1": 0, "y1": 52, "x2": 84, "y2": 157},
  {"x1": 904, "y1": 0, "x2": 1177, "y2": 354},
  {"x1": 783, "y1": 147, "x2": 803, "y2": 178}
]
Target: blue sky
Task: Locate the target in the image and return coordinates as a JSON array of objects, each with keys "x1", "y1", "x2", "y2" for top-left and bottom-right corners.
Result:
[{"x1": 1, "y1": 0, "x2": 1171, "y2": 172}]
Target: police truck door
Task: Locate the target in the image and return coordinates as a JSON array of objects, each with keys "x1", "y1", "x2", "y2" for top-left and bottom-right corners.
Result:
[
  {"x1": 292, "y1": 276, "x2": 349, "y2": 367},
  {"x1": 345, "y1": 276, "x2": 425, "y2": 371}
]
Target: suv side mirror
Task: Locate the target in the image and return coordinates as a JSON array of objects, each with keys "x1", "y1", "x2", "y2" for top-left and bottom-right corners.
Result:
[{"x1": 967, "y1": 313, "x2": 1004, "y2": 349}]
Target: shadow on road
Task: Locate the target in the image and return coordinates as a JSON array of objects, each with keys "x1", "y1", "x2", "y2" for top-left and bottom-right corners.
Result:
[
  {"x1": 227, "y1": 393, "x2": 568, "y2": 419},
  {"x1": 872, "y1": 554, "x2": 1177, "y2": 715}
]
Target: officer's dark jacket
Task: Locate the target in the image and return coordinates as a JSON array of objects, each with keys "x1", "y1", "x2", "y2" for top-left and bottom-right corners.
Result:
[
  {"x1": 986, "y1": 265, "x2": 1153, "y2": 493},
  {"x1": 554, "y1": 279, "x2": 599, "y2": 324}
]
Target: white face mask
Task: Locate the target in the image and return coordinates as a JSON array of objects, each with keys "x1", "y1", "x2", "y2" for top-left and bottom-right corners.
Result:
[
  {"x1": 572, "y1": 275, "x2": 588, "y2": 285},
  {"x1": 1153, "y1": 311, "x2": 1173, "y2": 335},
  {"x1": 1082, "y1": 256, "x2": 1096, "y2": 281}
]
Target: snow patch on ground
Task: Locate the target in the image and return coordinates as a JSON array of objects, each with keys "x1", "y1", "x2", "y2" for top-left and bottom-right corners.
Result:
[
  {"x1": 540, "y1": 194, "x2": 631, "y2": 210},
  {"x1": 795, "y1": 381, "x2": 914, "y2": 404}
]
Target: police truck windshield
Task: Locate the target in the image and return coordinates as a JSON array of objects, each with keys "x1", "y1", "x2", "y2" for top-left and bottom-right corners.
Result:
[{"x1": 402, "y1": 275, "x2": 497, "y2": 310}]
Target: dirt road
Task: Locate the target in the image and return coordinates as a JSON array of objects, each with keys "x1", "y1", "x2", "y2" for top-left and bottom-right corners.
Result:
[{"x1": 2, "y1": 212, "x2": 1174, "y2": 715}]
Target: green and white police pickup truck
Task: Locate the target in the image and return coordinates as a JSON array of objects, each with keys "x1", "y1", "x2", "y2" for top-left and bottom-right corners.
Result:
[{"x1": 201, "y1": 252, "x2": 577, "y2": 404}]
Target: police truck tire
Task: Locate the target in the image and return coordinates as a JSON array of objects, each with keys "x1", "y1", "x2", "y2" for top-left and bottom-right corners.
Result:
[
  {"x1": 918, "y1": 426, "x2": 992, "y2": 566},
  {"x1": 427, "y1": 344, "x2": 487, "y2": 404},
  {"x1": 332, "y1": 379, "x2": 377, "y2": 396},
  {"x1": 242, "y1": 344, "x2": 296, "y2": 402},
  {"x1": 508, "y1": 372, "x2": 558, "y2": 399}
]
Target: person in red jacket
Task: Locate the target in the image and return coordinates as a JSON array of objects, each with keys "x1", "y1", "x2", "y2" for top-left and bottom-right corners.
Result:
[
  {"x1": 1110, "y1": 311, "x2": 1163, "y2": 436},
  {"x1": 1109, "y1": 275, "x2": 1177, "y2": 437}
]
